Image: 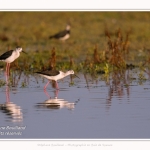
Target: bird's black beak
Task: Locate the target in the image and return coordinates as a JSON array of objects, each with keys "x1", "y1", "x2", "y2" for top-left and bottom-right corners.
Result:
[
  {"x1": 74, "y1": 74, "x2": 80, "y2": 79},
  {"x1": 22, "y1": 51, "x2": 27, "y2": 54}
]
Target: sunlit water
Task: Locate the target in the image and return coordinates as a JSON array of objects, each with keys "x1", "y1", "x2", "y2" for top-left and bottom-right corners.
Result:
[{"x1": 0, "y1": 68, "x2": 150, "y2": 139}]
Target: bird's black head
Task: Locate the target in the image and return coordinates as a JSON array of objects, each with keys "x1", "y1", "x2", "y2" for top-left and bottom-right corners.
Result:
[{"x1": 16, "y1": 47, "x2": 22, "y2": 52}]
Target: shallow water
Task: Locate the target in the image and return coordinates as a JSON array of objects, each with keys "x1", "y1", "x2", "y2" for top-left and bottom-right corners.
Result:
[{"x1": 0, "y1": 69, "x2": 150, "y2": 139}]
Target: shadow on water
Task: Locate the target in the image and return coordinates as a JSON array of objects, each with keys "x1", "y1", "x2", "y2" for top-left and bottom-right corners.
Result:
[{"x1": 0, "y1": 86, "x2": 23, "y2": 123}]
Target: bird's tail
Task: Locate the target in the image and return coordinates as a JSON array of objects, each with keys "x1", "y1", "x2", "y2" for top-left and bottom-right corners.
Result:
[
  {"x1": 34, "y1": 72, "x2": 41, "y2": 74},
  {"x1": 49, "y1": 35, "x2": 54, "y2": 39}
]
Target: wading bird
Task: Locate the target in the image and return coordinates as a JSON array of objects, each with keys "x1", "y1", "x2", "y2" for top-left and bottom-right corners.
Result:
[
  {"x1": 49, "y1": 24, "x2": 71, "y2": 41},
  {"x1": 0, "y1": 47, "x2": 26, "y2": 76},
  {"x1": 35, "y1": 69, "x2": 79, "y2": 90}
]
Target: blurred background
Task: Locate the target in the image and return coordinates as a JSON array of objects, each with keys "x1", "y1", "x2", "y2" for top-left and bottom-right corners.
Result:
[
  {"x1": 0, "y1": 12, "x2": 150, "y2": 71},
  {"x1": 0, "y1": 11, "x2": 149, "y2": 56}
]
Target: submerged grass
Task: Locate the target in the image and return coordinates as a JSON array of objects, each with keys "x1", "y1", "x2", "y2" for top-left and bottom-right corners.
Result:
[{"x1": 0, "y1": 12, "x2": 150, "y2": 86}]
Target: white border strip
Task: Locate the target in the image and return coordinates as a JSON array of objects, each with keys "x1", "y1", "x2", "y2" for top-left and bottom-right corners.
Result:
[
  {"x1": 0, "y1": 0, "x2": 150, "y2": 10},
  {"x1": 0, "y1": 139, "x2": 150, "y2": 150},
  {"x1": 0, "y1": 10, "x2": 150, "y2": 11}
]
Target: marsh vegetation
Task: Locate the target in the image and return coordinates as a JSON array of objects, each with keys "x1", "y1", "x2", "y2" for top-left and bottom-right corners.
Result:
[{"x1": 0, "y1": 12, "x2": 150, "y2": 87}]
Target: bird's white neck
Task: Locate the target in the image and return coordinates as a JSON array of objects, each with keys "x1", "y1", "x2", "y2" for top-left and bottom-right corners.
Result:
[
  {"x1": 66, "y1": 25, "x2": 70, "y2": 31},
  {"x1": 60, "y1": 71, "x2": 70, "y2": 78}
]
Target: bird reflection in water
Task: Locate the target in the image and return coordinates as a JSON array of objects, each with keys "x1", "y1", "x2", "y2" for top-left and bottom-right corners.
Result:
[
  {"x1": 37, "y1": 86, "x2": 77, "y2": 110},
  {"x1": 36, "y1": 97, "x2": 75, "y2": 110},
  {"x1": 0, "y1": 86, "x2": 23, "y2": 122}
]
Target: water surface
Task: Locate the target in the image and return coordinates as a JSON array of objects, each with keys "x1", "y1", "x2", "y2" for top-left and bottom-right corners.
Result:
[{"x1": 0, "y1": 69, "x2": 150, "y2": 139}]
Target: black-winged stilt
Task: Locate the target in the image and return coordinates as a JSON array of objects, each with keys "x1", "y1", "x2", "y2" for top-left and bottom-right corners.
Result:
[
  {"x1": 35, "y1": 69, "x2": 79, "y2": 90},
  {"x1": 49, "y1": 24, "x2": 71, "y2": 41},
  {"x1": 0, "y1": 47, "x2": 26, "y2": 76}
]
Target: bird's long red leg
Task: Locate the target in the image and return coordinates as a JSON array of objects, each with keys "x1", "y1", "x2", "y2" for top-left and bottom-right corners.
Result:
[
  {"x1": 44, "y1": 80, "x2": 51, "y2": 90},
  {"x1": 5, "y1": 63, "x2": 8, "y2": 76},
  {"x1": 5, "y1": 86, "x2": 10, "y2": 103},
  {"x1": 44, "y1": 88, "x2": 51, "y2": 98},
  {"x1": 54, "y1": 89, "x2": 59, "y2": 98},
  {"x1": 5, "y1": 63, "x2": 10, "y2": 76},
  {"x1": 44, "y1": 81, "x2": 51, "y2": 98},
  {"x1": 43, "y1": 81, "x2": 51, "y2": 98},
  {"x1": 7, "y1": 63, "x2": 10, "y2": 76},
  {"x1": 5, "y1": 63, "x2": 9, "y2": 85},
  {"x1": 55, "y1": 81, "x2": 59, "y2": 90}
]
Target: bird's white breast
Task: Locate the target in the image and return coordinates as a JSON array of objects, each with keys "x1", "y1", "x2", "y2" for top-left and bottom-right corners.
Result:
[
  {"x1": 59, "y1": 34, "x2": 70, "y2": 41},
  {"x1": 5, "y1": 51, "x2": 20, "y2": 63}
]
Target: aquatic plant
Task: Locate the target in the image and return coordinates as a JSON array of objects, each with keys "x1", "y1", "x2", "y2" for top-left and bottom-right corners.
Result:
[{"x1": 0, "y1": 79, "x2": 5, "y2": 87}]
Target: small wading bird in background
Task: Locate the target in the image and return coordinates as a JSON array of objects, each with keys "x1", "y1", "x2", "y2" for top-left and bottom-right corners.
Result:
[
  {"x1": 0, "y1": 47, "x2": 26, "y2": 76},
  {"x1": 49, "y1": 24, "x2": 71, "y2": 41},
  {"x1": 35, "y1": 69, "x2": 79, "y2": 90}
]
